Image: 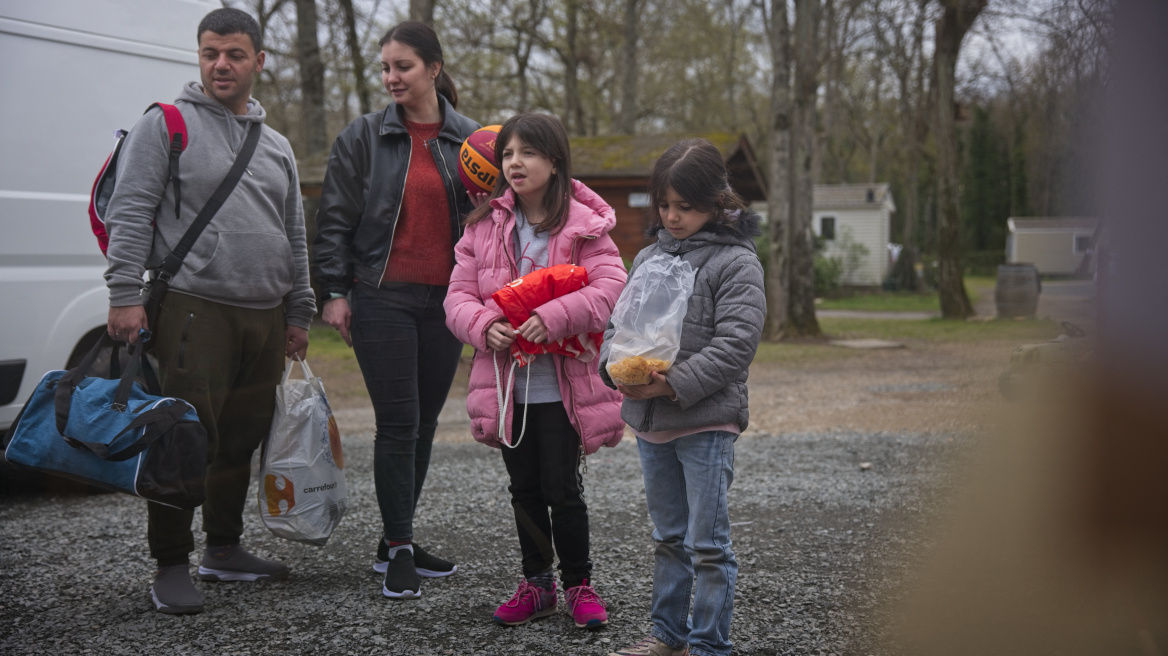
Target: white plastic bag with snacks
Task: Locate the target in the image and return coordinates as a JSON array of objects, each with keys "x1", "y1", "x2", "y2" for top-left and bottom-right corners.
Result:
[
  {"x1": 258, "y1": 357, "x2": 347, "y2": 546},
  {"x1": 606, "y1": 253, "x2": 697, "y2": 385}
]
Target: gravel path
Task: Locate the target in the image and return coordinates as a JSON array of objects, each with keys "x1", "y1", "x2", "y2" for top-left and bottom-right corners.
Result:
[{"x1": 0, "y1": 429, "x2": 966, "y2": 655}]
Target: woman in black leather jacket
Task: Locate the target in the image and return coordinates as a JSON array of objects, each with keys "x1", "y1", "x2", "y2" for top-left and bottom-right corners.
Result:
[{"x1": 312, "y1": 20, "x2": 479, "y2": 601}]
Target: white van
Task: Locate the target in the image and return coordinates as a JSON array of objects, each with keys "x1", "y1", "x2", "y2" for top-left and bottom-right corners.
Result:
[{"x1": 0, "y1": 0, "x2": 216, "y2": 430}]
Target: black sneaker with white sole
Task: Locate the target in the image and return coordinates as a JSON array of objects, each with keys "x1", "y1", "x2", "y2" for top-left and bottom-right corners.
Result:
[
  {"x1": 382, "y1": 547, "x2": 421, "y2": 599},
  {"x1": 374, "y1": 541, "x2": 457, "y2": 578}
]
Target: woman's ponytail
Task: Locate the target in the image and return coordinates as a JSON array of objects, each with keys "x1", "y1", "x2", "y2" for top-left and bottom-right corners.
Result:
[{"x1": 435, "y1": 68, "x2": 459, "y2": 109}]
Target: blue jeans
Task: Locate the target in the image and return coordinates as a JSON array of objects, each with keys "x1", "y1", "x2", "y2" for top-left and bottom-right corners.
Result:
[
  {"x1": 350, "y1": 282, "x2": 462, "y2": 542},
  {"x1": 637, "y1": 431, "x2": 738, "y2": 656}
]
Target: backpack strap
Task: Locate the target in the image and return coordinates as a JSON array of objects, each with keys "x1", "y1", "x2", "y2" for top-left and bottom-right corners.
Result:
[
  {"x1": 150, "y1": 103, "x2": 187, "y2": 222},
  {"x1": 89, "y1": 103, "x2": 188, "y2": 256}
]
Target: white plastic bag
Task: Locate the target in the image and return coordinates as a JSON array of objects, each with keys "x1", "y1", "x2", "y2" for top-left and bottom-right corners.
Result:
[
  {"x1": 258, "y1": 357, "x2": 347, "y2": 546},
  {"x1": 606, "y1": 253, "x2": 697, "y2": 385}
]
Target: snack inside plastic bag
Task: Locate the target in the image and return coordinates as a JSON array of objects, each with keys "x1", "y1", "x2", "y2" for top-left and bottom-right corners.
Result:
[{"x1": 606, "y1": 254, "x2": 696, "y2": 385}]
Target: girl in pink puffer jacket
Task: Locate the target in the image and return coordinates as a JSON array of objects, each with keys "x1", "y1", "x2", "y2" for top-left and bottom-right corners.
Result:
[{"x1": 443, "y1": 113, "x2": 626, "y2": 630}]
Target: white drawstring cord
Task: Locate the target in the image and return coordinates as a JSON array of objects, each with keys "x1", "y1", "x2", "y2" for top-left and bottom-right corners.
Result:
[{"x1": 494, "y1": 351, "x2": 532, "y2": 449}]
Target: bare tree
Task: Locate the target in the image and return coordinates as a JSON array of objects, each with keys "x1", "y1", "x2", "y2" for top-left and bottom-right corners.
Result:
[
  {"x1": 788, "y1": 0, "x2": 822, "y2": 337},
  {"x1": 616, "y1": 0, "x2": 642, "y2": 134},
  {"x1": 722, "y1": 0, "x2": 755, "y2": 131},
  {"x1": 296, "y1": 0, "x2": 328, "y2": 157},
  {"x1": 504, "y1": 0, "x2": 550, "y2": 112},
  {"x1": 934, "y1": 0, "x2": 984, "y2": 319},
  {"x1": 758, "y1": 0, "x2": 792, "y2": 340},
  {"x1": 338, "y1": 0, "x2": 371, "y2": 116},
  {"x1": 410, "y1": 0, "x2": 436, "y2": 24},
  {"x1": 562, "y1": 0, "x2": 583, "y2": 133}
]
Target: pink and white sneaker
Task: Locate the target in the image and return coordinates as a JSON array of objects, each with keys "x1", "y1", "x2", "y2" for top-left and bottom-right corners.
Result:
[
  {"x1": 493, "y1": 578, "x2": 557, "y2": 626},
  {"x1": 565, "y1": 580, "x2": 608, "y2": 628}
]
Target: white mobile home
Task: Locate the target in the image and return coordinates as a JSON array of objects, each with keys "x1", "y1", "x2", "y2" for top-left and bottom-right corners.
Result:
[
  {"x1": 812, "y1": 183, "x2": 896, "y2": 286},
  {"x1": 1006, "y1": 217, "x2": 1099, "y2": 276},
  {"x1": 0, "y1": 0, "x2": 215, "y2": 430}
]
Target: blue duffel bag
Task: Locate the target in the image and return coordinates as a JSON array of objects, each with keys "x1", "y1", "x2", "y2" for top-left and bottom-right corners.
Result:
[{"x1": 3, "y1": 331, "x2": 207, "y2": 509}]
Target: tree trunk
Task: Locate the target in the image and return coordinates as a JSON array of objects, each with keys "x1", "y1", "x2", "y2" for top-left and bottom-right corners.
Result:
[
  {"x1": 934, "y1": 0, "x2": 984, "y2": 319},
  {"x1": 617, "y1": 0, "x2": 641, "y2": 135},
  {"x1": 814, "y1": 0, "x2": 836, "y2": 182},
  {"x1": 410, "y1": 0, "x2": 436, "y2": 24},
  {"x1": 788, "y1": 0, "x2": 822, "y2": 337},
  {"x1": 338, "y1": 0, "x2": 371, "y2": 116},
  {"x1": 563, "y1": 0, "x2": 581, "y2": 134},
  {"x1": 762, "y1": 0, "x2": 792, "y2": 341},
  {"x1": 296, "y1": 0, "x2": 328, "y2": 157}
]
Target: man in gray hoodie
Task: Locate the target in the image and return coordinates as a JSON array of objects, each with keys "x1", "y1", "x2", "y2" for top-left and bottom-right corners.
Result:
[{"x1": 103, "y1": 8, "x2": 315, "y2": 615}]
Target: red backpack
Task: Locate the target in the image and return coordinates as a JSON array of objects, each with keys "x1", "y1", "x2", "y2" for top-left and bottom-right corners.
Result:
[{"x1": 89, "y1": 103, "x2": 187, "y2": 255}]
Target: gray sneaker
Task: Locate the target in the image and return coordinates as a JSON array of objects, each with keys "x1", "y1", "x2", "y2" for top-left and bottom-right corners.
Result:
[
  {"x1": 150, "y1": 564, "x2": 204, "y2": 614},
  {"x1": 197, "y1": 545, "x2": 290, "y2": 582}
]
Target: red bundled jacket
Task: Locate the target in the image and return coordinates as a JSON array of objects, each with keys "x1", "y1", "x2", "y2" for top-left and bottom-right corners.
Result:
[{"x1": 490, "y1": 264, "x2": 602, "y2": 366}]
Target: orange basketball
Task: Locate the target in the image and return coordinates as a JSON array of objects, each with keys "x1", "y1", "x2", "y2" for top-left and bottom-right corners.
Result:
[{"x1": 459, "y1": 125, "x2": 502, "y2": 194}]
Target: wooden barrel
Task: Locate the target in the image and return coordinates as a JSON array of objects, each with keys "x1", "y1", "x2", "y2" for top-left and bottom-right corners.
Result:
[{"x1": 995, "y1": 264, "x2": 1041, "y2": 318}]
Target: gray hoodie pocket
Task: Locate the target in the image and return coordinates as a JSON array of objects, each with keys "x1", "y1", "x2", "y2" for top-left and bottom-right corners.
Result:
[{"x1": 188, "y1": 231, "x2": 295, "y2": 302}]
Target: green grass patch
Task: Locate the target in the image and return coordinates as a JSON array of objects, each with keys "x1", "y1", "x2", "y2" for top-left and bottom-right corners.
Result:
[
  {"x1": 815, "y1": 275, "x2": 997, "y2": 313},
  {"x1": 817, "y1": 293, "x2": 939, "y2": 312},
  {"x1": 309, "y1": 326, "x2": 357, "y2": 361},
  {"x1": 819, "y1": 316, "x2": 1062, "y2": 343}
]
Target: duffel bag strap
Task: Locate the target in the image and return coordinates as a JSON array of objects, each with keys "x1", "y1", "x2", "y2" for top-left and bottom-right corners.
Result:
[
  {"x1": 54, "y1": 331, "x2": 152, "y2": 434},
  {"x1": 62, "y1": 401, "x2": 191, "y2": 462}
]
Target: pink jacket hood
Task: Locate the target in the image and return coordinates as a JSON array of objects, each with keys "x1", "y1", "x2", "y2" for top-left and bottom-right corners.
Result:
[{"x1": 444, "y1": 180, "x2": 627, "y2": 454}]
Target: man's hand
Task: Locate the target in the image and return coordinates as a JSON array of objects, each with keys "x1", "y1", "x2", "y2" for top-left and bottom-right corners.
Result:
[
  {"x1": 617, "y1": 370, "x2": 676, "y2": 401},
  {"x1": 322, "y1": 297, "x2": 352, "y2": 347},
  {"x1": 486, "y1": 321, "x2": 517, "y2": 352},
  {"x1": 286, "y1": 325, "x2": 309, "y2": 360},
  {"x1": 516, "y1": 313, "x2": 548, "y2": 344},
  {"x1": 108, "y1": 305, "x2": 149, "y2": 344}
]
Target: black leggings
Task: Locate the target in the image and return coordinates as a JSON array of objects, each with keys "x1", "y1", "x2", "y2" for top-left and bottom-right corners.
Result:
[{"x1": 500, "y1": 402, "x2": 592, "y2": 589}]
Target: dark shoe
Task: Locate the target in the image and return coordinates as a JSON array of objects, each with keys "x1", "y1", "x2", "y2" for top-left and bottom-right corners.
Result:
[
  {"x1": 197, "y1": 544, "x2": 290, "y2": 582},
  {"x1": 374, "y1": 540, "x2": 457, "y2": 578},
  {"x1": 412, "y1": 544, "x2": 457, "y2": 578},
  {"x1": 382, "y1": 546, "x2": 421, "y2": 599},
  {"x1": 150, "y1": 564, "x2": 204, "y2": 615}
]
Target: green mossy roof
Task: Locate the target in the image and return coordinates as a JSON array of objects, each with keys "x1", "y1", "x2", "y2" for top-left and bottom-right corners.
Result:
[{"x1": 568, "y1": 132, "x2": 743, "y2": 177}]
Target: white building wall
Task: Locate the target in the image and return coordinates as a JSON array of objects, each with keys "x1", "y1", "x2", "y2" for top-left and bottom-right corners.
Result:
[{"x1": 814, "y1": 208, "x2": 890, "y2": 285}]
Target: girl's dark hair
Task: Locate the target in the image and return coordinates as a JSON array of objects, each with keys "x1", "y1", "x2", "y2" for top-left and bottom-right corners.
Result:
[
  {"x1": 380, "y1": 21, "x2": 458, "y2": 108},
  {"x1": 647, "y1": 138, "x2": 750, "y2": 235},
  {"x1": 465, "y1": 113, "x2": 574, "y2": 234}
]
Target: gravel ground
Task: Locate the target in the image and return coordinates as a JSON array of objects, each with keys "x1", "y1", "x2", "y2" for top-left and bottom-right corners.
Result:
[{"x1": 0, "y1": 428, "x2": 967, "y2": 656}]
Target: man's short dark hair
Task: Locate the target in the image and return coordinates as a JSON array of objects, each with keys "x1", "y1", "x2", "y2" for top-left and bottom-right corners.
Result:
[{"x1": 198, "y1": 8, "x2": 263, "y2": 53}]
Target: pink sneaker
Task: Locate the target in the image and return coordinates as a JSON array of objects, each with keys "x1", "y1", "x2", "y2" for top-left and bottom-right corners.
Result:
[
  {"x1": 565, "y1": 580, "x2": 608, "y2": 628},
  {"x1": 493, "y1": 578, "x2": 557, "y2": 626}
]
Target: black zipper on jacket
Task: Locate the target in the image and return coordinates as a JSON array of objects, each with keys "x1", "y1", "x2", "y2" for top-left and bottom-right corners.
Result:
[
  {"x1": 429, "y1": 137, "x2": 463, "y2": 246},
  {"x1": 376, "y1": 122, "x2": 466, "y2": 287},
  {"x1": 376, "y1": 131, "x2": 410, "y2": 286}
]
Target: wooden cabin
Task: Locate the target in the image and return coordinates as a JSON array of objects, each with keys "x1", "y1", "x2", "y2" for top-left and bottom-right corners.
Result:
[{"x1": 569, "y1": 133, "x2": 767, "y2": 260}]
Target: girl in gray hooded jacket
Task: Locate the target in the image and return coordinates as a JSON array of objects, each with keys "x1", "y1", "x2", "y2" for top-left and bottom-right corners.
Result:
[{"x1": 599, "y1": 138, "x2": 765, "y2": 656}]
